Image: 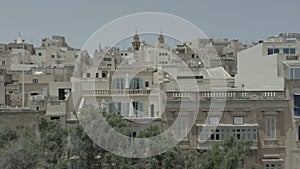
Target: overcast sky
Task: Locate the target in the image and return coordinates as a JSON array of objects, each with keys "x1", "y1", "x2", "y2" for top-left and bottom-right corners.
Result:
[{"x1": 0, "y1": 0, "x2": 299, "y2": 48}]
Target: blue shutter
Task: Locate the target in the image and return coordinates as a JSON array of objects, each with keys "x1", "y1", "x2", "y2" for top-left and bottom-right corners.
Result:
[
  {"x1": 138, "y1": 102, "x2": 144, "y2": 117},
  {"x1": 109, "y1": 103, "x2": 117, "y2": 113},
  {"x1": 139, "y1": 78, "x2": 143, "y2": 89}
]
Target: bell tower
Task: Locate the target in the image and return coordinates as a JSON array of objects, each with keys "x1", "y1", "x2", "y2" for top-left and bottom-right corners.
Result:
[
  {"x1": 132, "y1": 30, "x2": 141, "y2": 51},
  {"x1": 158, "y1": 31, "x2": 164, "y2": 43}
]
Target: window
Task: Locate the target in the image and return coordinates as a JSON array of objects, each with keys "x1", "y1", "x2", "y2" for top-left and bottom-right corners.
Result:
[
  {"x1": 130, "y1": 78, "x2": 143, "y2": 89},
  {"x1": 132, "y1": 102, "x2": 144, "y2": 117},
  {"x1": 96, "y1": 73, "x2": 99, "y2": 78},
  {"x1": 9, "y1": 91, "x2": 13, "y2": 94},
  {"x1": 274, "y1": 48, "x2": 279, "y2": 54},
  {"x1": 87, "y1": 73, "x2": 90, "y2": 78},
  {"x1": 75, "y1": 55, "x2": 78, "y2": 58},
  {"x1": 103, "y1": 58, "x2": 112, "y2": 62},
  {"x1": 150, "y1": 104, "x2": 155, "y2": 117},
  {"x1": 177, "y1": 116, "x2": 187, "y2": 140},
  {"x1": 109, "y1": 102, "x2": 128, "y2": 115},
  {"x1": 1, "y1": 60, "x2": 5, "y2": 65},
  {"x1": 51, "y1": 54, "x2": 55, "y2": 58},
  {"x1": 233, "y1": 116, "x2": 244, "y2": 124},
  {"x1": 145, "y1": 81, "x2": 149, "y2": 88},
  {"x1": 32, "y1": 79, "x2": 38, "y2": 83},
  {"x1": 102, "y1": 72, "x2": 106, "y2": 78},
  {"x1": 58, "y1": 88, "x2": 71, "y2": 100},
  {"x1": 199, "y1": 127, "x2": 257, "y2": 141},
  {"x1": 290, "y1": 68, "x2": 300, "y2": 79},
  {"x1": 209, "y1": 116, "x2": 220, "y2": 125},
  {"x1": 298, "y1": 126, "x2": 300, "y2": 141},
  {"x1": 50, "y1": 116, "x2": 60, "y2": 121},
  {"x1": 38, "y1": 53, "x2": 42, "y2": 56},
  {"x1": 283, "y1": 48, "x2": 296, "y2": 54},
  {"x1": 267, "y1": 48, "x2": 274, "y2": 55},
  {"x1": 290, "y1": 48, "x2": 296, "y2": 54},
  {"x1": 264, "y1": 163, "x2": 282, "y2": 169},
  {"x1": 112, "y1": 78, "x2": 125, "y2": 89},
  {"x1": 266, "y1": 116, "x2": 276, "y2": 140},
  {"x1": 294, "y1": 95, "x2": 300, "y2": 116}
]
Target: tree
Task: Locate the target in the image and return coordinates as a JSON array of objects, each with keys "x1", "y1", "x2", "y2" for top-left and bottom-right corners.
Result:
[
  {"x1": 0, "y1": 127, "x2": 44, "y2": 169},
  {"x1": 71, "y1": 124, "x2": 103, "y2": 169},
  {"x1": 38, "y1": 117, "x2": 68, "y2": 168},
  {"x1": 200, "y1": 137, "x2": 254, "y2": 169}
]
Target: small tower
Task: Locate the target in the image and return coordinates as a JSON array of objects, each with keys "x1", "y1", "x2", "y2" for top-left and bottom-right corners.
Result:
[
  {"x1": 158, "y1": 31, "x2": 164, "y2": 44},
  {"x1": 132, "y1": 30, "x2": 141, "y2": 51}
]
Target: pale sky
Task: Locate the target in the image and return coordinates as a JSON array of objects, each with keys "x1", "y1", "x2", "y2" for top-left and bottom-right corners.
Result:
[{"x1": 0, "y1": 0, "x2": 299, "y2": 48}]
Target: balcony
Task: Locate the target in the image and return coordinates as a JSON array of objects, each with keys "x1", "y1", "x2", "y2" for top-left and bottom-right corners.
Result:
[
  {"x1": 81, "y1": 89, "x2": 154, "y2": 96},
  {"x1": 197, "y1": 124, "x2": 258, "y2": 150},
  {"x1": 167, "y1": 91, "x2": 285, "y2": 101}
]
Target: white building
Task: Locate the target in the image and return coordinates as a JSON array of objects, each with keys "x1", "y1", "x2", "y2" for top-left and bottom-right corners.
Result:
[{"x1": 236, "y1": 35, "x2": 300, "y2": 91}]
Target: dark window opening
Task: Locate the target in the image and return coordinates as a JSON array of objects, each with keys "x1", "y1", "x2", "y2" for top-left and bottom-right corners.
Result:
[
  {"x1": 150, "y1": 104, "x2": 155, "y2": 117},
  {"x1": 58, "y1": 88, "x2": 70, "y2": 100},
  {"x1": 50, "y1": 116, "x2": 60, "y2": 121},
  {"x1": 145, "y1": 81, "x2": 149, "y2": 87},
  {"x1": 32, "y1": 79, "x2": 38, "y2": 83}
]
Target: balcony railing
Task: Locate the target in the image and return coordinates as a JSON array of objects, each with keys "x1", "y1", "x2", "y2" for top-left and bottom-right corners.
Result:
[
  {"x1": 81, "y1": 89, "x2": 153, "y2": 96},
  {"x1": 167, "y1": 91, "x2": 285, "y2": 100}
]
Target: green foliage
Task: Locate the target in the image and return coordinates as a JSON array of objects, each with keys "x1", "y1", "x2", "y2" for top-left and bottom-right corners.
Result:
[
  {"x1": 200, "y1": 136, "x2": 253, "y2": 169},
  {"x1": 0, "y1": 126, "x2": 18, "y2": 148},
  {"x1": 0, "y1": 127, "x2": 44, "y2": 169},
  {"x1": 38, "y1": 116, "x2": 68, "y2": 168}
]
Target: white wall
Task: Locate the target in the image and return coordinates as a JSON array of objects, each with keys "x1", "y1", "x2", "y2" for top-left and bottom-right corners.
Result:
[{"x1": 236, "y1": 44, "x2": 284, "y2": 91}]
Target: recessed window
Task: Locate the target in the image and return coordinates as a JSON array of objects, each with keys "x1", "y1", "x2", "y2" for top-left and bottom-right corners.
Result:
[
  {"x1": 102, "y1": 72, "x2": 106, "y2": 78},
  {"x1": 274, "y1": 48, "x2": 279, "y2": 54},
  {"x1": 177, "y1": 116, "x2": 187, "y2": 140},
  {"x1": 267, "y1": 48, "x2": 274, "y2": 55},
  {"x1": 96, "y1": 73, "x2": 99, "y2": 78},
  {"x1": 87, "y1": 73, "x2": 91, "y2": 78},
  {"x1": 50, "y1": 116, "x2": 60, "y2": 121},
  {"x1": 145, "y1": 81, "x2": 149, "y2": 87},
  {"x1": 294, "y1": 95, "x2": 300, "y2": 116},
  {"x1": 38, "y1": 53, "x2": 42, "y2": 56},
  {"x1": 51, "y1": 54, "x2": 55, "y2": 58},
  {"x1": 298, "y1": 126, "x2": 300, "y2": 141},
  {"x1": 290, "y1": 48, "x2": 296, "y2": 54},
  {"x1": 32, "y1": 79, "x2": 38, "y2": 83},
  {"x1": 103, "y1": 58, "x2": 112, "y2": 62},
  {"x1": 233, "y1": 116, "x2": 244, "y2": 124},
  {"x1": 266, "y1": 116, "x2": 276, "y2": 140}
]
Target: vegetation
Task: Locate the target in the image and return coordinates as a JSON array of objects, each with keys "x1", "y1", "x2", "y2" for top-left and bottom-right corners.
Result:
[{"x1": 0, "y1": 114, "x2": 259, "y2": 169}]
